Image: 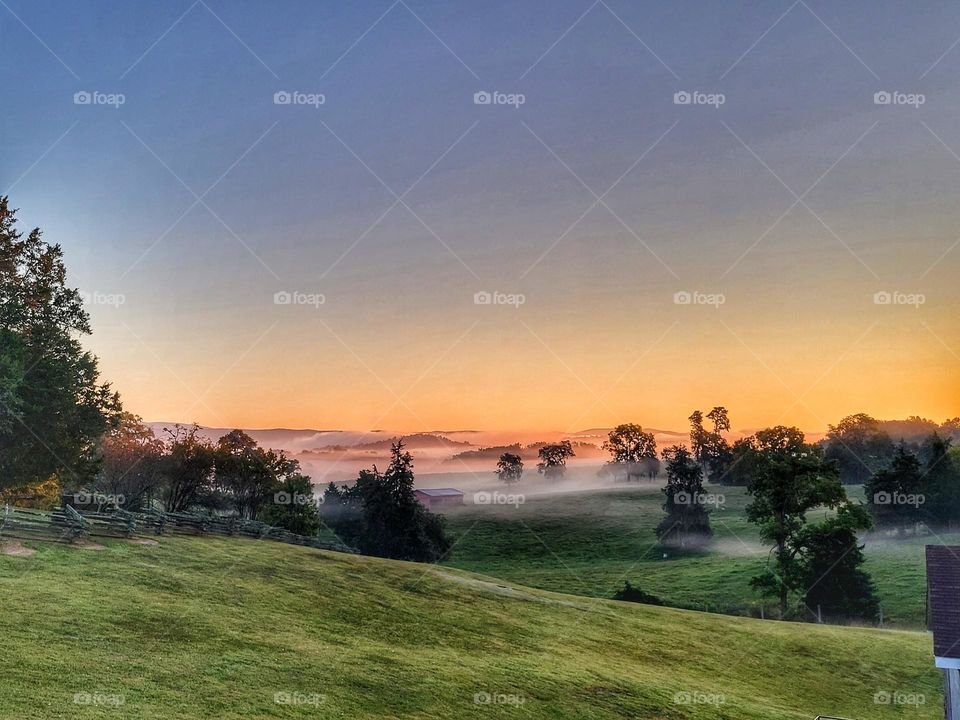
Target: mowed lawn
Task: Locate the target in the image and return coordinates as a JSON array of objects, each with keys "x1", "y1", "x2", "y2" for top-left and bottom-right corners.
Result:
[
  {"x1": 438, "y1": 478, "x2": 950, "y2": 628},
  {"x1": 0, "y1": 535, "x2": 943, "y2": 719}
]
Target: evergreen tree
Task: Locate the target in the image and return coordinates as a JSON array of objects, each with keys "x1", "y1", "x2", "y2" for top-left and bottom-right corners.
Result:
[
  {"x1": 326, "y1": 441, "x2": 451, "y2": 562},
  {"x1": 797, "y1": 504, "x2": 879, "y2": 621},
  {"x1": 656, "y1": 445, "x2": 712, "y2": 546},
  {"x1": 865, "y1": 443, "x2": 925, "y2": 528},
  {"x1": 0, "y1": 197, "x2": 121, "y2": 491}
]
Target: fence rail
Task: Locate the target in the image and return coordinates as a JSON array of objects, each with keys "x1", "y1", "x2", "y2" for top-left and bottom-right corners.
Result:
[{"x1": 1, "y1": 504, "x2": 354, "y2": 554}]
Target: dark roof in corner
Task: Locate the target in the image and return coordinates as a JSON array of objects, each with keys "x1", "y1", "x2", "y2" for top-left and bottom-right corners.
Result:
[
  {"x1": 414, "y1": 488, "x2": 464, "y2": 497},
  {"x1": 925, "y1": 545, "x2": 960, "y2": 659}
]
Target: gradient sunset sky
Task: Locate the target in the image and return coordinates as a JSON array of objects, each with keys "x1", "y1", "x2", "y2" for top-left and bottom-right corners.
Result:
[{"x1": 3, "y1": 1, "x2": 958, "y2": 433}]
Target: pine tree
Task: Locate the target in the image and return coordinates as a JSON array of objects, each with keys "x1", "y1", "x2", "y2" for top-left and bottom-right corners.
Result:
[{"x1": 656, "y1": 445, "x2": 712, "y2": 547}]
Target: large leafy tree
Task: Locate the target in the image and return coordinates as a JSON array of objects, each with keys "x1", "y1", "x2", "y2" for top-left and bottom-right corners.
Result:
[
  {"x1": 745, "y1": 426, "x2": 847, "y2": 616},
  {"x1": 214, "y1": 429, "x2": 278, "y2": 519},
  {"x1": 823, "y1": 413, "x2": 894, "y2": 485},
  {"x1": 495, "y1": 452, "x2": 524, "y2": 485},
  {"x1": 258, "y1": 457, "x2": 320, "y2": 536},
  {"x1": 688, "y1": 407, "x2": 732, "y2": 482},
  {"x1": 159, "y1": 425, "x2": 216, "y2": 512},
  {"x1": 96, "y1": 413, "x2": 165, "y2": 511},
  {"x1": 0, "y1": 197, "x2": 121, "y2": 491},
  {"x1": 537, "y1": 440, "x2": 575, "y2": 479},
  {"x1": 602, "y1": 423, "x2": 657, "y2": 482},
  {"x1": 656, "y1": 445, "x2": 712, "y2": 547}
]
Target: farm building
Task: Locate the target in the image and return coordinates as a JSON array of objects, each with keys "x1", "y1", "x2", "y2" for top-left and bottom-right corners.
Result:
[
  {"x1": 926, "y1": 545, "x2": 960, "y2": 720},
  {"x1": 414, "y1": 488, "x2": 464, "y2": 510}
]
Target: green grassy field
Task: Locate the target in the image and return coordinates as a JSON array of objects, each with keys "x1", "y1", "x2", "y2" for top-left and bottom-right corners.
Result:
[
  {"x1": 0, "y1": 535, "x2": 942, "y2": 719},
  {"x1": 437, "y1": 475, "x2": 948, "y2": 628}
]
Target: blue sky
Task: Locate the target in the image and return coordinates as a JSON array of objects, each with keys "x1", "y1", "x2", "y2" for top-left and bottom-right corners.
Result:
[{"x1": 3, "y1": 1, "x2": 959, "y2": 430}]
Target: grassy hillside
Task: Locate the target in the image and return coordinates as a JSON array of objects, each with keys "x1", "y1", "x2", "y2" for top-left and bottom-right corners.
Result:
[
  {"x1": 0, "y1": 535, "x2": 942, "y2": 719},
  {"x1": 438, "y1": 479, "x2": 945, "y2": 627}
]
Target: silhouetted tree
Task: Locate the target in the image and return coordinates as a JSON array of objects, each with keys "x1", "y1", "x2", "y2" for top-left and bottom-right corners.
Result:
[
  {"x1": 537, "y1": 440, "x2": 574, "y2": 479},
  {"x1": 496, "y1": 452, "x2": 524, "y2": 485},
  {"x1": 656, "y1": 445, "x2": 712, "y2": 546},
  {"x1": 688, "y1": 407, "x2": 732, "y2": 482},
  {"x1": 602, "y1": 423, "x2": 657, "y2": 482},
  {"x1": 824, "y1": 413, "x2": 894, "y2": 485},
  {"x1": 159, "y1": 425, "x2": 216, "y2": 512},
  {"x1": 96, "y1": 413, "x2": 164, "y2": 510},
  {"x1": 865, "y1": 443, "x2": 925, "y2": 529},
  {"x1": 214, "y1": 430, "x2": 277, "y2": 519}
]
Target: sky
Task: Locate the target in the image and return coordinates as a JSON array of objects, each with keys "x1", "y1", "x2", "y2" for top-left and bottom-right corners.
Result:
[{"x1": 2, "y1": 0, "x2": 959, "y2": 433}]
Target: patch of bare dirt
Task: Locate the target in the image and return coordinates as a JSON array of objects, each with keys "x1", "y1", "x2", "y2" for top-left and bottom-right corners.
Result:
[
  {"x1": 128, "y1": 538, "x2": 158, "y2": 545},
  {"x1": 72, "y1": 539, "x2": 107, "y2": 550},
  {"x1": 0, "y1": 540, "x2": 36, "y2": 557}
]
